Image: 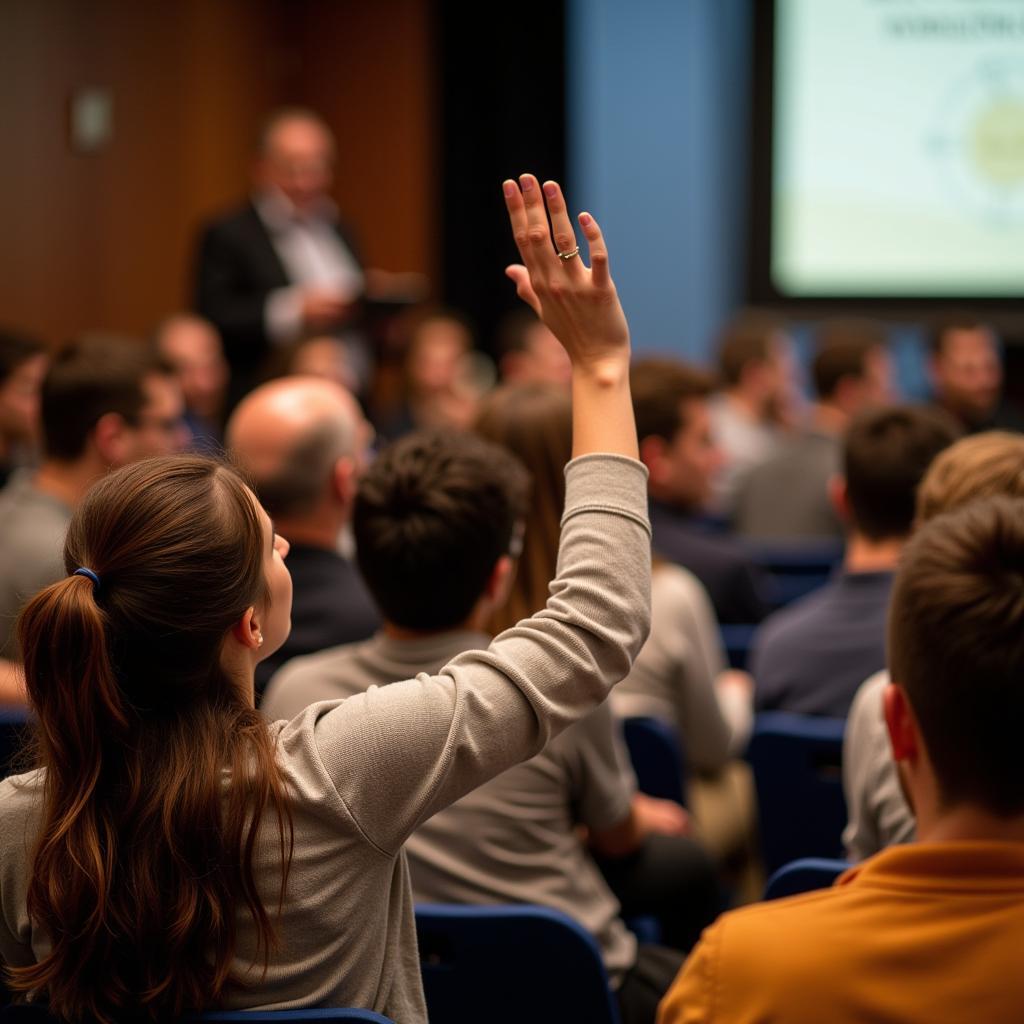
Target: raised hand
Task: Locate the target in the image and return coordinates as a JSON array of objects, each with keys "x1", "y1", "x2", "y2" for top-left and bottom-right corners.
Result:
[{"x1": 503, "y1": 175, "x2": 630, "y2": 374}]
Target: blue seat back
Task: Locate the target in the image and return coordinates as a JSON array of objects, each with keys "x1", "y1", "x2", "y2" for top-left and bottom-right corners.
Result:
[
  {"x1": 764, "y1": 857, "x2": 852, "y2": 900},
  {"x1": 746, "y1": 712, "x2": 847, "y2": 874},
  {"x1": 621, "y1": 716, "x2": 687, "y2": 806},
  {"x1": 415, "y1": 903, "x2": 622, "y2": 1024},
  {"x1": 742, "y1": 539, "x2": 844, "y2": 608},
  {"x1": 0, "y1": 707, "x2": 31, "y2": 780},
  {"x1": 719, "y1": 623, "x2": 757, "y2": 670}
]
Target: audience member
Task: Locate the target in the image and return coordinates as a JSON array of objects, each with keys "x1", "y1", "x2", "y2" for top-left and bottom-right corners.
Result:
[
  {"x1": 750, "y1": 406, "x2": 957, "y2": 717},
  {"x1": 375, "y1": 310, "x2": 484, "y2": 440},
  {"x1": 194, "y1": 107, "x2": 366, "y2": 398},
  {"x1": 734, "y1": 319, "x2": 892, "y2": 538},
  {"x1": 631, "y1": 358, "x2": 771, "y2": 624},
  {"x1": 0, "y1": 337, "x2": 186, "y2": 665},
  {"x1": 0, "y1": 174, "x2": 653, "y2": 1022},
  {"x1": 709, "y1": 311, "x2": 794, "y2": 511},
  {"x1": 226, "y1": 376, "x2": 379, "y2": 698},
  {"x1": 844, "y1": 430, "x2": 1024, "y2": 861},
  {"x1": 659, "y1": 495, "x2": 1024, "y2": 1023},
  {"x1": 264, "y1": 428, "x2": 719, "y2": 1024},
  {"x1": 287, "y1": 334, "x2": 360, "y2": 393},
  {"x1": 154, "y1": 313, "x2": 230, "y2": 451},
  {"x1": 0, "y1": 329, "x2": 48, "y2": 488},
  {"x1": 495, "y1": 307, "x2": 572, "y2": 386},
  {"x1": 928, "y1": 314, "x2": 1024, "y2": 433}
]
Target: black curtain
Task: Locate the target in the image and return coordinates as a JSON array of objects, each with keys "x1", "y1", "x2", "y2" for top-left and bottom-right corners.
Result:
[{"x1": 436, "y1": 0, "x2": 567, "y2": 356}]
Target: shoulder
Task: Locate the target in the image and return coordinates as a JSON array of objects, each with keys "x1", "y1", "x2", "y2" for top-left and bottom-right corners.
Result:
[
  {"x1": 198, "y1": 202, "x2": 266, "y2": 244},
  {"x1": 0, "y1": 770, "x2": 45, "y2": 858},
  {"x1": 262, "y1": 638, "x2": 376, "y2": 722},
  {"x1": 755, "y1": 582, "x2": 834, "y2": 648}
]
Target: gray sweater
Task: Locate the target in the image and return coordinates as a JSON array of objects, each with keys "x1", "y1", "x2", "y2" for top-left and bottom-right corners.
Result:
[{"x1": 0, "y1": 454, "x2": 652, "y2": 1024}]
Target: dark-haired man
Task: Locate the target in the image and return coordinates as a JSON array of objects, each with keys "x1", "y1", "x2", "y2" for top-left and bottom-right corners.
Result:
[
  {"x1": 226, "y1": 375, "x2": 379, "y2": 698},
  {"x1": 263, "y1": 430, "x2": 721, "y2": 1024},
  {"x1": 0, "y1": 337, "x2": 185, "y2": 693},
  {"x1": 0, "y1": 329, "x2": 48, "y2": 489},
  {"x1": 734, "y1": 320, "x2": 892, "y2": 538},
  {"x1": 631, "y1": 358, "x2": 771, "y2": 624},
  {"x1": 660, "y1": 495, "x2": 1024, "y2": 1022},
  {"x1": 751, "y1": 406, "x2": 958, "y2": 717},
  {"x1": 929, "y1": 316, "x2": 1024, "y2": 434}
]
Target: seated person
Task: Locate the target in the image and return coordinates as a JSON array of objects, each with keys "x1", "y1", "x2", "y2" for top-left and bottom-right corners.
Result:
[
  {"x1": 153, "y1": 313, "x2": 230, "y2": 451},
  {"x1": 0, "y1": 175, "x2": 654, "y2": 1022},
  {"x1": 495, "y1": 307, "x2": 572, "y2": 387},
  {"x1": 928, "y1": 314, "x2": 1024, "y2": 434},
  {"x1": 226, "y1": 376, "x2": 379, "y2": 698},
  {"x1": 0, "y1": 337, "x2": 185, "y2": 667},
  {"x1": 660, "y1": 494, "x2": 1024, "y2": 1023},
  {"x1": 264, "y1": 429, "x2": 720, "y2": 1024},
  {"x1": 751, "y1": 406, "x2": 957, "y2": 717},
  {"x1": 631, "y1": 358, "x2": 771, "y2": 624},
  {"x1": 734, "y1": 318, "x2": 893, "y2": 539},
  {"x1": 708, "y1": 310, "x2": 795, "y2": 512},
  {"x1": 0, "y1": 329, "x2": 48, "y2": 489},
  {"x1": 844, "y1": 431, "x2": 1024, "y2": 861}
]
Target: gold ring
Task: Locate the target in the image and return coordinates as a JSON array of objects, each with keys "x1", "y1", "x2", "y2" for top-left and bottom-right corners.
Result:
[{"x1": 557, "y1": 246, "x2": 580, "y2": 261}]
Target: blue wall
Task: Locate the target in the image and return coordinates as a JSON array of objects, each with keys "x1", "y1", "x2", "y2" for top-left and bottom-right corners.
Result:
[{"x1": 567, "y1": 0, "x2": 752, "y2": 365}]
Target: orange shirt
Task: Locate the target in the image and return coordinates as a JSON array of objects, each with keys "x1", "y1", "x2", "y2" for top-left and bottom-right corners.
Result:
[{"x1": 658, "y1": 841, "x2": 1024, "y2": 1023}]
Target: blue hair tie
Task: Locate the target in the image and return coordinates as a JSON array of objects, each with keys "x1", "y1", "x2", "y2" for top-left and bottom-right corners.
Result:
[{"x1": 73, "y1": 567, "x2": 101, "y2": 590}]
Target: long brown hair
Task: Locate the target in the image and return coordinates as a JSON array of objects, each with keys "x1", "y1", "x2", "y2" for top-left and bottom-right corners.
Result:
[
  {"x1": 6, "y1": 456, "x2": 293, "y2": 1023},
  {"x1": 475, "y1": 384, "x2": 572, "y2": 633}
]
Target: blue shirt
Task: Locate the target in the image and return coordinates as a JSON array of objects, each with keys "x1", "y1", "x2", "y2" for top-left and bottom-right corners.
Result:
[{"x1": 751, "y1": 570, "x2": 894, "y2": 718}]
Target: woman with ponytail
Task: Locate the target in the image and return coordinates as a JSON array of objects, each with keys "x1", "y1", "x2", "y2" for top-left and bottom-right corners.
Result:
[{"x1": 0, "y1": 176, "x2": 652, "y2": 1023}]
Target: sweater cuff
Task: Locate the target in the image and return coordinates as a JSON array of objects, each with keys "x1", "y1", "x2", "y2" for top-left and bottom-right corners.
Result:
[{"x1": 561, "y1": 454, "x2": 651, "y2": 535}]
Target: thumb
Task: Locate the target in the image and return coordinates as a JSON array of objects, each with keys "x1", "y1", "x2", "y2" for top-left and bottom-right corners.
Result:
[{"x1": 505, "y1": 265, "x2": 542, "y2": 317}]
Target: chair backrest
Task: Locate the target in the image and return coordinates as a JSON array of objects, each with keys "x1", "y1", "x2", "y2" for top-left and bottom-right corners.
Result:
[
  {"x1": 764, "y1": 857, "x2": 852, "y2": 901},
  {"x1": 621, "y1": 716, "x2": 687, "y2": 806},
  {"x1": 746, "y1": 712, "x2": 847, "y2": 875},
  {"x1": 1, "y1": 1005, "x2": 394, "y2": 1023},
  {"x1": 0, "y1": 707, "x2": 31, "y2": 780},
  {"x1": 415, "y1": 903, "x2": 622, "y2": 1024},
  {"x1": 742, "y1": 539, "x2": 844, "y2": 608},
  {"x1": 719, "y1": 623, "x2": 757, "y2": 670}
]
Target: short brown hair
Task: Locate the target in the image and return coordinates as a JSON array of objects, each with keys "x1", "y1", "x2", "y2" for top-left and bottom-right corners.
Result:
[
  {"x1": 889, "y1": 496, "x2": 1024, "y2": 815},
  {"x1": 41, "y1": 337, "x2": 171, "y2": 461},
  {"x1": 916, "y1": 432, "x2": 1024, "y2": 523},
  {"x1": 843, "y1": 406, "x2": 959, "y2": 541},
  {"x1": 630, "y1": 358, "x2": 714, "y2": 444},
  {"x1": 717, "y1": 311, "x2": 785, "y2": 386},
  {"x1": 812, "y1": 319, "x2": 885, "y2": 400},
  {"x1": 928, "y1": 312, "x2": 993, "y2": 356},
  {"x1": 354, "y1": 429, "x2": 528, "y2": 630}
]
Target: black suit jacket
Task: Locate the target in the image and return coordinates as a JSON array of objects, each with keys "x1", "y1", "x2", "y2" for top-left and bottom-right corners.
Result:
[{"x1": 193, "y1": 201, "x2": 363, "y2": 389}]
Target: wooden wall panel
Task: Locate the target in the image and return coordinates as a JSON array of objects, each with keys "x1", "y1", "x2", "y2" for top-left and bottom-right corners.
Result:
[{"x1": 0, "y1": 0, "x2": 436, "y2": 346}]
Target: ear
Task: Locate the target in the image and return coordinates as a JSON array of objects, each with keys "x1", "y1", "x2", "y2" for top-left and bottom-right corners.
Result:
[
  {"x1": 883, "y1": 682, "x2": 920, "y2": 763},
  {"x1": 638, "y1": 435, "x2": 668, "y2": 481},
  {"x1": 828, "y1": 475, "x2": 849, "y2": 522},
  {"x1": 331, "y1": 455, "x2": 357, "y2": 507},
  {"x1": 91, "y1": 412, "x2": 132, "y2": 467},
  {"x1": 484, "y1": 555, "x2": 515, "y2": 606},
  {"x1": 231, "y1": 605, "x2": 264, "y2": 653}
]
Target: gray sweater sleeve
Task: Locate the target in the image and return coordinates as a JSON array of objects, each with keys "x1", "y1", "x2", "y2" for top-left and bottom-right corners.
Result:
[{"x1": 286, "y1": 454, "x2": 652, "y2": 856}]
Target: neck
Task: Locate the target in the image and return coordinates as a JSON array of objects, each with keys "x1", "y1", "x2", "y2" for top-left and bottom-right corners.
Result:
[
  {"x1": 382, "y1": 606, "x2": 490, "y2": 642},
  {"x1": 34, "y1": 458, "x2": 105, "y2": 508},
  {"x1": 275, "y1": 512, "x2": 347, "y2": 551},
  {"x1": 917, "y1": 803, "x2": 1024, "y2": 844},
  {"x1": 810, "y1": 401, "x2": 848, "y2": 437},
  {"x1": 843, "y1": 531, "x2": 904, "y2": 574}
]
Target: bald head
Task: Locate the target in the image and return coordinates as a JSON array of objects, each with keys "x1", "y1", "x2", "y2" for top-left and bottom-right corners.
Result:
[{"x1": 227, "y1": 377, "x2": 366, "y2": 522}]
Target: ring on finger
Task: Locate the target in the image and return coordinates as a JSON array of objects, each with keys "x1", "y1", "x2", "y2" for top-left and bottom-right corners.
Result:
[{"x1": 557, "y1": 246, "x2": 581, "y2": 262}]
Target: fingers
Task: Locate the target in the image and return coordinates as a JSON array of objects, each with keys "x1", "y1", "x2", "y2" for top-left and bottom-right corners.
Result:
[
  {"x1": 542, "y1": 180, "x2": 585, "y2": 280},
  {"x1": 578, "y1": 211, "x2": 611, "y2": 289},
  {"x1": 518, "y1": 174, "x2": 559, "y2": 279},
  {"x1": 505, "y1": 265, "x2": 542, "y2": 316},
  {"x1": 503, "y1": 179, "x2": 532, "y2": 268}
]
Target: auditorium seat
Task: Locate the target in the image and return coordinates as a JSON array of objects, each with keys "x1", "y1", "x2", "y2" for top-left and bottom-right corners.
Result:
[
  {"x1": 763, "y1": 857, "x2": 852, "y2": 901},
  {"x1": 621, "y1": 716, "x2": 688, "y2": 806}
]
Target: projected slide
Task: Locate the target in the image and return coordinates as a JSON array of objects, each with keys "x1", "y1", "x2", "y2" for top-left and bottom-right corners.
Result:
[{"x1": 773, "y1": 0, "x2": 1024, "y2": 297}]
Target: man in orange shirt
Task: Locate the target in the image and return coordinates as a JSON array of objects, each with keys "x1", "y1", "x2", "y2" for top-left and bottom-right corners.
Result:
[{"x1": 659, "y1": 495, "x2": 1024, "y2": 1023}]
